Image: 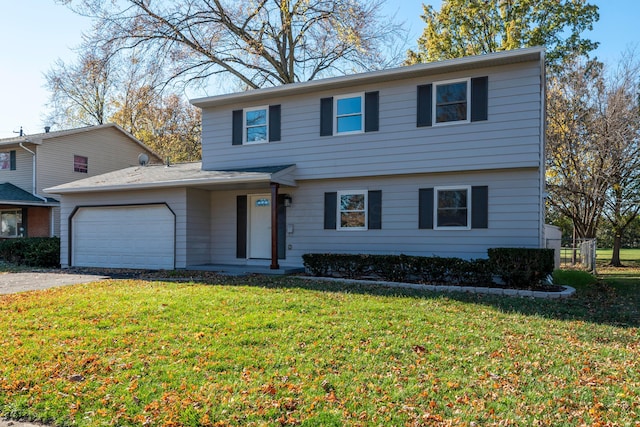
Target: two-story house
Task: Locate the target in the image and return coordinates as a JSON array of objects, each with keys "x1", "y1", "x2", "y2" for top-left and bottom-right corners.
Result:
[
  {"x1": 47, "y1": 47, "x2": 547, "y2": 271},
  {"x1": 1, "y1": 124, "x2": 161, "y2": 240}
]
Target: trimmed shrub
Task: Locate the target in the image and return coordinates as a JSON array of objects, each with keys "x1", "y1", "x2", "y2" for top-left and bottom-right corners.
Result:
[
  {"x1": 302, "y1": 253, "x2": 495, "y2": 287},
  {"x1": 0, "y1": 237, "x2": 60, "y2": 268},
  {"x1": 488, "y1": 248, "x2": 554, "y2": 288}
]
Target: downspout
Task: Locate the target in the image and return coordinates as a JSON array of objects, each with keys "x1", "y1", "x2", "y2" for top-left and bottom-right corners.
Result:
[
  {"x1": 19, "y1": 142, "x2": 53, "y2": 237},
  {"x1": 18, "y1": 142, "x2": 48, "y2": 203}
]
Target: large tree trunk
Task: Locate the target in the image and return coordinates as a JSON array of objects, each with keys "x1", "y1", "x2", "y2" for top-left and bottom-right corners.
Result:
[{"x1": 610, "y1": 233, "x2": 623, "y2": 267}]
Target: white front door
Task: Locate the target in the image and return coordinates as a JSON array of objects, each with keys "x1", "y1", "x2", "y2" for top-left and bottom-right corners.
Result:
[{"x1": 248, "y1": 194, "x2": 272, "y2": 259}]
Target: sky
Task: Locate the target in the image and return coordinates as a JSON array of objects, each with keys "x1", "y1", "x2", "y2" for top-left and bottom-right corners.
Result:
[{"x1": 0, "y1": 1, "x2": 638, "y2": 139}]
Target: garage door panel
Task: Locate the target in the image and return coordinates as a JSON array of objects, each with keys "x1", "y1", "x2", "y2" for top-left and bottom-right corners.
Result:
[{"x1": 72, "y1": 205, "x2": 175, "y2": 270}]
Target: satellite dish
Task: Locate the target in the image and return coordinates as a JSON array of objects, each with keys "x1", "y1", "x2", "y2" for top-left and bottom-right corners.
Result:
[{"x1": 138, "y1": 153, "x2": 150, "y2": 166}]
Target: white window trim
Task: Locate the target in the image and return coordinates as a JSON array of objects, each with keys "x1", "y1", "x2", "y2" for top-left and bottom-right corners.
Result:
[
  {"x1": 0, "y1": 209, "x2": 22, "y2": 238},
  {"x1": 337, "y1": 190, "x2": 368, "y2": 231},
  {"x1": 334, "y1": 93, "x2": 364, "y2": 135},
  {"x1": 243, "y1": 105, "x2": 269, "y2": 145},
  {"x1": 434, "y1": 185, "x2": 471, "y2": 230},
  {"x1": 73, "y1": 154, "x2": 88, "y2": 173},
  {"x1": 432, "y1": 78, "x2": 470, "y2": 126},
  {"x1": 0, "y1": 152, "x2": 11, "y2": 170}
]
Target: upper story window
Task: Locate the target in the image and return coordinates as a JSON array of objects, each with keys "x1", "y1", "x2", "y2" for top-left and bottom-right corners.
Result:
[
  {"x1": 335, "y1": 94, "x2": 364, "y2": 134},
  {"x1": 320, "y1": 91, "x2": 379, "y2": 136},
  {"x1": 0, "y1": 151, "x2": 16, "y2": 171},
  {"x1": 417, "y1": 77, "x2": 488, "y2": 127},
  {"x1": 0, "y1": 209, "x2": 22, "y2": 238},
  {"x1": 232, "y1": 105, "x2": 281, "y2": 145},
  {"x1": 434, "y1": 79, "x2": 470, "y2": 124},
  {"x1": 244, "y1": 106, "x2": 268, "y2": 144},
  {"x1": 74, "y1": 155, "x2": 88, "y2": 173}
]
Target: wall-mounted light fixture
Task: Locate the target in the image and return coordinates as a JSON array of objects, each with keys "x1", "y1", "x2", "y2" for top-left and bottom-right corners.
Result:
[{"x1": 283, "y1": 194, "x2": 292, "y2": 207}]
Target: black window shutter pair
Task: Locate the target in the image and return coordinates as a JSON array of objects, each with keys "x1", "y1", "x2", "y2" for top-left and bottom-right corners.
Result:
[
  {"x1": 419, "y1": 186, "x2": 488, "y2": 229},
  {"x1": 417, "y1": 76, "x2": 488, "y2": 127},
  {"x1": 9, "y1": 150, "x2": 16, "y2": 170},
  {"x1": 324, "y1": 190, "x2": 382, "y2": 230},
  {"x1": 232, "y1": 105, "x2": 281, "y2": 145},
  {"x1": 236, "y1": 195, "x2": 286, "y2": 259},
  {"x1": 320, "y1": 92, "x2": 379, "y2": 136}
]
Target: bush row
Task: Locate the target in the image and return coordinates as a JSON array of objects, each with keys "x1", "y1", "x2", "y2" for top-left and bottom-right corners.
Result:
[
  {"x1": 0, "y1": 237, "x2": 60, "y2": 268},
  {"x1": 302, "y1": 248, "x2": 555, "y2": 289}
]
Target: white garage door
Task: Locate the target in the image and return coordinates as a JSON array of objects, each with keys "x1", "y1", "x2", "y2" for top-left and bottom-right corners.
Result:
[{"x1": 72, "y1": 205, "x2": 175, "y2": 270}]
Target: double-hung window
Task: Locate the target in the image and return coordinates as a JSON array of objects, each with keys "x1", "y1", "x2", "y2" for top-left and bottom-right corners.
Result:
[
  {"x1": 244, "y1": 106, "x2": 268, "y2": 144},
  {"x1": 74, "y1": 155, "x2": 88, "y2": 173},
  {"x1": 320, "y1": 92, "x2": 379, "y2": 136},
  {"x1": 338, "y1": 190, "x2": 367, "y2": 230},
  {"x1": 324, "y1": 190, "x2": 382, "y2": 230},
  {"x1": 435, "y1": 186, "x2": 471, "y2": 229},
  {"x1": 0, "y1": 151, "x2": 16, "y2": 170},
  {"x1": 434, "y1": 79, "x2": 470, "y2": 124},
  {"x1": 232, "y1": 105, "x2": 280, "y2": 145},
  {"x1": 0, "y1": 210, "x2": 22, "y2": 238},
  {"x1": 417, "y1": 77, "x2": 488, "y2": 127},
  {"x1": 335, "y1": 94, "x2": 364, "y2": 134},
  {"x1": 419, "y1": 186, "x2": 488, "y2": 230}
]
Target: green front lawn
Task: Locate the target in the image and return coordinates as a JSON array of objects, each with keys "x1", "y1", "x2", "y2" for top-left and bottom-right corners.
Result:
[
  {"x1": 597, "y1": 248, "x2": 640, "y2": 267},
  {"x1": 0, "y1": 274, "x2": 638, "y2": 426}
]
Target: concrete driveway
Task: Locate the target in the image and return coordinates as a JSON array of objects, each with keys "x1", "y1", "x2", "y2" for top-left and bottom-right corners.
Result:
[{"x1": 0, "y1": 271, "x2": 109, "y2": 295}]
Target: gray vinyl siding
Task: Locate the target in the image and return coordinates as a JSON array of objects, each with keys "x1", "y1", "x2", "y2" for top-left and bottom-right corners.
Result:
[
  {"x1": 198, "y1": 168, "x2": 541, "y2": 267},
  {"x1": 210, "y1": 190, "x2": 242, "y2": 265},
  {"x1": 201, "y1": 61, "x2": 542, "y2": 180},
  {"x1": 58, "y1": 188, "x2": 187, "y2": 269},
  {"x1": 37, "y1": 127, "x2": 155, "y2": 195},
  {"x1": 186, "y1": 188, "x2": 211, "y2": 265},
  {"x1": 0, "y1": 146, "x2": 34, "y2": 193},
  {"x1": 284, "y1": 169, "x2": 540, "y2": 265}
]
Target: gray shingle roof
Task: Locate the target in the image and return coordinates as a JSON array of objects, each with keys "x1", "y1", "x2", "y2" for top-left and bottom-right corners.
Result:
[
  {"x1": 0, "y1": 183, "x2": 58, "y2": 205},
  {"x1": 45, "y1": 162, "x2": 297, "y2": 194}
]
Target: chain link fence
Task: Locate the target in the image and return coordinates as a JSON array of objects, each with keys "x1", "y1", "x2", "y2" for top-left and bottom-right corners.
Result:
[{"x1": 559, "y1": 238, "x2": 597, "y2": 273}]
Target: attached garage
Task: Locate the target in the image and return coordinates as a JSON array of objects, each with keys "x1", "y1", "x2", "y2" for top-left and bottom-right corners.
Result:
[{"x1": 71, "y1": 204, "x2": 175, "y2": 270}]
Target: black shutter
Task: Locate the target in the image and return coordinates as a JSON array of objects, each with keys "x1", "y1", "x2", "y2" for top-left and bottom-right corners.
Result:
[
  {"x1": 471, "y1": 186, "x2": 489, "y2": 229},
  {"x1": 21, "y1": 207, "x2": 27, "y2": 237},
  {"x1": 368, "y1": 190, "x2": 382, "y2": 229},
  {"x1": 417, "y1": 84, "x2": 433, "y2": 127},
  {"x1": 418, "y1": 188, "x2": 434, "y2": 229},
  {"x1": 269, "y1": 105, "x2": 281, "y2": 142},
  {"x1": 364, "y1": 91, "x2": 379, "y2": 132},
  {"x1": 320, "y1": 97, "x2": 333, "y2": 136},
  {"x1": 277, "y1": 194, "x2": 286, "y2": 259},
  {"x1": 471, "y1": 76, "x2": 488, "y2": 122},
  {"x1": 324, "y1": 192, "x2": 337, "y2": 229},
  {"x1": 9, "y1": 150, "x2": 16, "y2": 170},
  {"x1": 232, "y1": 110, "x2": 243, "y2": 145},
  {"x1": 236, "y1": 195, "x2": 247, "y2": 258}
]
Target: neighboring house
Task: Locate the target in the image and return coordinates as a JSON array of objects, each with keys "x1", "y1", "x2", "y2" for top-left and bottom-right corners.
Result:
[
  {"x1": 0, "y1": 124, "x2": 161, "y2": 240},
  {"x1": 47, "y1": 47, "x2": 547, "y2": 271}
]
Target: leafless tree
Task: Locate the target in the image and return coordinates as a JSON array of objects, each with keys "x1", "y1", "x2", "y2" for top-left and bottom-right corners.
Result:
[
  {"x1": 599, "y1": 50, "x2": 640, "y2": 265},
  {"x1": 58, "y1": 0, "x2": 405, "y2": 90},
  {"x1": 44, "y1": 43, "x2": 112, "y2": 127},
  {"x1": 546, "y1": 51, "x2": 640, "y2": 265},
  {"x1": 546, "y1": 56, "x2": 608, "y2": 240}
]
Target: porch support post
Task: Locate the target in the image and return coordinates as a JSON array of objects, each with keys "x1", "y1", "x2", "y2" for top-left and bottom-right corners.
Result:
[{"x1": 270, "y1": 182, "x2": 280, "y2": 270}]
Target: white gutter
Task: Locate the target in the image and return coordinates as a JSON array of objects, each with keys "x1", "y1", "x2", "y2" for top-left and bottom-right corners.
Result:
[{"x1": 18, "y1": 142, "x2": 49, "y2": 203}]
